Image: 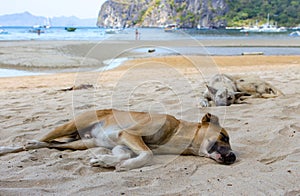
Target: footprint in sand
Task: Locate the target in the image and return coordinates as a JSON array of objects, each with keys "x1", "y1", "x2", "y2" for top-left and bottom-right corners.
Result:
[
  {"x1": 278, "y1": 124, "x2": 299, "y2": 137},
  {"x1": 122, "y1": 176, "x2": 153, "y2": 188},
  {"x1": 259, "y1": 155, "x2": 288, "y2": 165},
  {"x1": 72, "y1": 165, "x2": 110, "y2": 175},
  {"x1": 155, "y1": 86, "x2": 170, "y2": 92}
]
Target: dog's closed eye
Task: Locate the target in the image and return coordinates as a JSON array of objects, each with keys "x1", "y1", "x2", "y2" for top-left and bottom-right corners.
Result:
[{"x1": 268, "y1": 88, "x2": 275, "y2": 94}]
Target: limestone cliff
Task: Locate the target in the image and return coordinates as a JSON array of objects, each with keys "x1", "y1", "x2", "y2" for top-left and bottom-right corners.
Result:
[{"x1": 97, "y1": 0, "x2": 228, "y2": 28}]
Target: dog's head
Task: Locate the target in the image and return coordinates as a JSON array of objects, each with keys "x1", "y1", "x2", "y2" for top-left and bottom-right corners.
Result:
[
  {"x1": 206, "y1": 85, "x2": 247, "y2": 106},
  {"x1": 199, "y1": 113, "x2": 236, "y2": 165}
]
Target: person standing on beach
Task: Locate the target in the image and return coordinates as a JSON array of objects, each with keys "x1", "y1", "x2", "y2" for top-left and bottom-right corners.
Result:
[{"x1": 135, "y1": 29, "x2": 140, "y2": 40}]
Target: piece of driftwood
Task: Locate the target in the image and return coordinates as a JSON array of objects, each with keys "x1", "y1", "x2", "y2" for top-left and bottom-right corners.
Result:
[
  {"x1": 241, "y1": 52, "x2": 264, "y2": 55},
  {"x1": 60, "y1": 84, "x2": 94, "y2": 91}
]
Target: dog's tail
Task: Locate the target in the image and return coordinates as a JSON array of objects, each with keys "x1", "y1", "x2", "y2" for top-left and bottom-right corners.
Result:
[
  {"x1": 0, "y1": 145, "x2": 24, "y2": 156},
  {"x1": 0, "y1": 140, "x2": 49, "y2": 156}
]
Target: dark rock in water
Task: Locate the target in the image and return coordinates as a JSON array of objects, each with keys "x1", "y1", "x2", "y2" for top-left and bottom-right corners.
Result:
[
  {"x1": 148, "y1": 48, "x2": 156, "y2": 53},
  {"x1": 97, "y1": 0, "x2": 228, "y2": 28}
]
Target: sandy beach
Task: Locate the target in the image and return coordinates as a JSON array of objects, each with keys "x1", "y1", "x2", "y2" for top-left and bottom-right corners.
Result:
[{"x1": 0, "y1": 39, "x2": 299, "y2": 195}]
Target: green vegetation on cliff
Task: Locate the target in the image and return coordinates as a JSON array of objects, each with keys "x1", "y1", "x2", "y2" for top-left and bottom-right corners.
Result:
[
  {"x1": 225, "y1": 0, "x2": 300, "y2": 27},
  {"x1": 97, "y1": 0, "x2": 300, "y2": 28}
]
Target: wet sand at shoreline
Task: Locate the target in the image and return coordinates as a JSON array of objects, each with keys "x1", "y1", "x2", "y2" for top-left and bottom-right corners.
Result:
[
  {"x1": 0, "y1": 40, "x2": 299, "y2": 195},
  {"x1": 0, "y1": 39, "x2": 300, "y2": 70}
]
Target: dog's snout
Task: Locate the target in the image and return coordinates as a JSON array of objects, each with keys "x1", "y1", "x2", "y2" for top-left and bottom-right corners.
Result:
[{"x1": 223, "y1": 152, "x2": 236, "y2": 164}]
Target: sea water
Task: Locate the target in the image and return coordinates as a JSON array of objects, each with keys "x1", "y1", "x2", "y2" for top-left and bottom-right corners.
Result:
[
  {"x1": 0, "y1": 68, "x2": 47, "y2": 78},
  {"x1": 0, "y1": 26, "x2": 298, "y2": 41}
]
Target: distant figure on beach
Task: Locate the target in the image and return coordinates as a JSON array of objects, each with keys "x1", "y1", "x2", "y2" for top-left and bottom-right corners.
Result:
[
  {"x1": 37, "y1": 29, "x2": 41, "y2": 36},
  {"x1": 135, "y1": 29, "x2": 140, "y2": 40}
]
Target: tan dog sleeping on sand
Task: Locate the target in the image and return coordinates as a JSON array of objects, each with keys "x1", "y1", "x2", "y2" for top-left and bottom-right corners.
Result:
[{"x1": 0, "y1": 109, "x2": 236, "y2": 171}]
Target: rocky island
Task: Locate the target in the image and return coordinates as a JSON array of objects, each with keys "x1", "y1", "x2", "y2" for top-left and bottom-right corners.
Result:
[
  {"x1": 97, "y1": 0, "x2": 228, "y2": 28},
  {"x1": 97, "y1": 0, "x2": 300, "y2": 28}
]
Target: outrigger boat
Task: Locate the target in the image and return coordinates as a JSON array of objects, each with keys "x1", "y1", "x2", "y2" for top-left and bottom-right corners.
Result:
[{"x1": 65, "y1": 27, "x2": 77, "y2": 32}]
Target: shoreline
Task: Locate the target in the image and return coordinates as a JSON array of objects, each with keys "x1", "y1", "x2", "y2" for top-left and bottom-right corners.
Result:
[
  {"x1": 0, "y1": 55, "x2": 299, "y2": 91},
  {"x1": 0, "y1": 55, "x2": 300, "y2": 79},
  {"x1": 1, "y1": 54, "x2": 299, "y2": 78}
]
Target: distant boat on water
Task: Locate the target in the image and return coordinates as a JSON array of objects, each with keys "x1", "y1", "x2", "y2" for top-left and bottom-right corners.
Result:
[
  {"x1": 65, "y1": 27, "x2": 77, "y2": 32},
  {"x1": 291, "y1": 25, "x2": 300, "y2": 30},
  {"x1": 28, "y1": 17, "x2": 51, "y2": 34},
  {"x1": 197, "y1": 24, "x2": 210, "y2": 30},
  {"x1": 240, "y1": 22, "x2": 260, "y2": 33},
  {"x1": 44, "y1": 17, "x2": 51, "y2": 29},
  {"x1": 0, "y1": 26, "x2": 8, "y2": 34},
  {"x1": 28, "y1": 25, "x2": 46, "y2": 34},
  {"x1": 105, "y1": 28, "x2": 122, "y2": 34},
  {"x1": 289, "y1": 31, "x2": 300, "y2": 37},
  {"x1": 240, "y1": 14, "x2": 287, "y2": 33},
  {"x1": 164, "y1": 24, "x2": 179, "y2": 32},
  {"x1": 0, "y1": 29, "x2": 8, "y2": 34},
  {"x1": 258, "y1": 24, "x2": 287, "y2": 33}
]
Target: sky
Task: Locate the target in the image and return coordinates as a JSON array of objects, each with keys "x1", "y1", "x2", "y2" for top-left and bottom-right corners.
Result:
[{"x1": 0, "y1": 0, "x2": 106, "y2": 19}]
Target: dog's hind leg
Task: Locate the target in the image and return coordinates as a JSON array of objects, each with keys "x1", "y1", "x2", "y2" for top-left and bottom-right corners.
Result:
[
  {"x1": 24, "y1": 138, "x2": 96, "y2": 152},
  {"x1": 38, "y1": 121, "x2": 78, "y2": 142},
  {"x1": 38, "y1": 111, "x2": 104, "y2": 142},
  {"x1": 47, "y1": 138, "x2": 96, "y2": 150}
]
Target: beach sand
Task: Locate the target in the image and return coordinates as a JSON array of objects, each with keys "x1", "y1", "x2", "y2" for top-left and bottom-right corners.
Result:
[{"x1": 0, "y1": 40, "x2": 299, "y2": 195}]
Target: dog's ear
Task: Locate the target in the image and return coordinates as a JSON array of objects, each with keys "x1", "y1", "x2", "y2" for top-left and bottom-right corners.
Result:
[
  {"x1": 234, "y1": 92, "x2": 251, "y2": 99},
  {"x1": 206, "y1": 85, "x2": 217, "y2": 96},
  {"x1": 201, "y1": 113, "x2": 220, "y2": 125}
]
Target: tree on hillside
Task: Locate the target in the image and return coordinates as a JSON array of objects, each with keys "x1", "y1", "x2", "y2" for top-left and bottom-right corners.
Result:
[{"x1": 225, "y1": 0, "x2": 300, "y2": 27}]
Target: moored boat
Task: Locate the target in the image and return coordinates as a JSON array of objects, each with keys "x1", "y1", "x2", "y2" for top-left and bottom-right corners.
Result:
[
  {"x1": 289, "y1": 31, "x2": 300, "y2": 37},
  {"x1": 0, "y1": 29, "x2": 8, "y2": 34},
  {"x1": 65, "y1": 27, "x2": 77, "y2": 32},
  {"x1": 240, "y1": 14, "x2": 287, "y2": 33},
  {"x1": 28, "y1": 25, "x2": 46, "y2": 34},
  {"x1": 105, "y1": 28, "x2": 122, "y2": 34},
  {"x1": 164, "y1": 24, "x2": 179, "y2": 32}
]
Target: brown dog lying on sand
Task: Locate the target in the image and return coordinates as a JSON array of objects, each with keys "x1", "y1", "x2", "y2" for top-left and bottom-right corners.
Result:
[
  {"x1": 0, "y1": 109, "x2": 236, "y2": 171},
  {"x1": 201, "y1": 74, "x2": 283, "y2": 107}
]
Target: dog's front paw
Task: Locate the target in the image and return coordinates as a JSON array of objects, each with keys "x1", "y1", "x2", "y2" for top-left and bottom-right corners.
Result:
[
  {"x1": 0, "y1": 146, "x2": 22, "y2": 156},
  {"x1": 200, "y1": 99, "x2": 209, "y2": 107},
  {"x1": 115, "y1": 161, "x2": 130, "y2": 172},
  {"x1": 90, "y1": 158, "x2": 111, "y2": 168}
]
